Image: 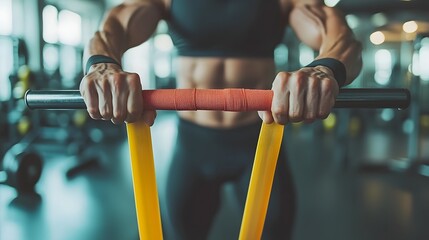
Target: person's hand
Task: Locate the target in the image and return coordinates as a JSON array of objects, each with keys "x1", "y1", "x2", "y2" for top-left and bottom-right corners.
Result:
[
  {"x1": 80, "y1": 63, "x2": 156, "y2": 125},
  {"x1": 259, "y1": 66, "x2": 339, "y2": 125}
]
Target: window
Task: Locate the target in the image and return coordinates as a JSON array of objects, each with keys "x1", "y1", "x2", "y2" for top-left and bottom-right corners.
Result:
[
  {"x1": 58, "y1": 10, "x2": 82, "y2": 46},
  {"x1": 0, "y1": 37, "x2": 13, "y2": 101},
  {"x1": 42, "y1": 5, "x2": 83, "y2": 87},
  {"x1": 0, "y1": 0, "x2": 13, "y2": 101},
  {"x1": 43, "y1": 5, "x2": 82, "y2": 46},
  {"x1": 43, "y1": 5, "x2": 59, "y2": 44},
  {"x1": 0, "y1": 0, "x2": 13, "y2": 35}
]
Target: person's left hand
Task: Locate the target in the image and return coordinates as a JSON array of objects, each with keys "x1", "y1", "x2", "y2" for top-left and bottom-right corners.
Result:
[{"x1": 259, "y1": 66, "x2": 339, "y2": 125}]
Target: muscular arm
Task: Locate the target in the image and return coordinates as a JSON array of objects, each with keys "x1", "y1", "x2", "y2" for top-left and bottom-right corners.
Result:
[
  {"x1": 81, "y1": 0, "x2": 166, "y2": 124},
  {"x1": 288, "y1": 0, "x2": 362, "y2": 84},
  {"x1": 266, "y1": 0, "x2": 362, "y2": 124},
  {"x1": 85, "y1": 0, "x2": 166, "y2": 65}
]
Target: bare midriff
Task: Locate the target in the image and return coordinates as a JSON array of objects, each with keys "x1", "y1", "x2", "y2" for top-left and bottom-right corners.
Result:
[{"x1": 176, "y1": 57, "x2": 276, "y2": 128}]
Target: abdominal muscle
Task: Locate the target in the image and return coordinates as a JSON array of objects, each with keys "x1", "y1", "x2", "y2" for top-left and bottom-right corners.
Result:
[{"x1": 175, "y1": 56, "x2": 277, "y2": 128}]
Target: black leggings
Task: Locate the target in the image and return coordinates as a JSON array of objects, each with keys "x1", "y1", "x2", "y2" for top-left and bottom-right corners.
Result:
[{"x1": 165, "y1": 118, "x2": 296, "y2": 240}]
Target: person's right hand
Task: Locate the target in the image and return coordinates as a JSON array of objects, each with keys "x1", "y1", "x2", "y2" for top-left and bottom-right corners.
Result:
[{"x1": 79, "y1": 63, "x2": 156, "y2": 125}]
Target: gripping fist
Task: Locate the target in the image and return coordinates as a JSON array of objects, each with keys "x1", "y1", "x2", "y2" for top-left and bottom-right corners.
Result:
[{"x1": 80, "y1": 63, "x2": 156, "y2": 125}]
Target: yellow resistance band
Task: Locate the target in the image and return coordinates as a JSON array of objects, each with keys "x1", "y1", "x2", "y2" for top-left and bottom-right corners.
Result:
[
  {"x1": 126, "y1": 121, "x2": 283, "y2": 240},
  {"x1": 126, "y1": 121, "x2": 163, "y2": 240},
  {"x1": 239, "y1": 122, "x2": 285, "y2": 240}
]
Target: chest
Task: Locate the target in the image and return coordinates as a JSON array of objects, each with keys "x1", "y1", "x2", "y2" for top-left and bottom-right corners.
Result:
[{"x1": 169, "y1": 0, "x2": 284, "y2": 43}]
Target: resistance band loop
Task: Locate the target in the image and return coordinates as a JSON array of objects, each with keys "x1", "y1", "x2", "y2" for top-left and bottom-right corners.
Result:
[
  {"x1": 126, "y1": 121, "x2": 163, "y2": 240},
  {"x1": 239, "y1": 122, "x2": 285, "y2": 240}
]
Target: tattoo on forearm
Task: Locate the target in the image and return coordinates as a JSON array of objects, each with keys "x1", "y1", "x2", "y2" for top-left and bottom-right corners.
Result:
[{"x1": 97, "y1": 63, "x2": 108, "y2": 75}]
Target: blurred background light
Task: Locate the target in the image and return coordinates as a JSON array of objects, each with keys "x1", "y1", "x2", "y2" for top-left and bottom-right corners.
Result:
[
  {"x1": 323, "y1": 113, "x2": 337, "y2": 131},
  {"x1": 324, "y1": 0, "x2": 341, "y2": 7},
  {"x1": 299, "y1": 44, "x2": 315, "y2": 67},
  {"x1": 274, "y1": 44, "x2": 289, "y2": 66},
  {"x1": 403, "y1": 21, "x2": 418, "y2": 33},
  {"x1": 43, "y1": 44, "x2": 60, "y2": 74},
  {"x1": 370, "y1": 31, "x2": 385, "y2": 45},
  {"x1": 419, "y1": 38, "x2": 429, "y2": 81},
  {"x1": 402, "y1": 119, "x2": 414, "y2": 134},
  {"x1": 381, "y1": 109, "x2": 395, "y2": 122},
  {"x1": 58, "y1": 10, "x2": 82, "y2": 46},
  {"x1": 154, "y1": 34, "x2": 173, "y2": 52},
  {"x1": 42, "y1": 5, "x2": 59, "y2": 44},
  {"x1": 374, "y1": 49, "x2": 392, "y2": 85},
  {"x1": 346, "y1": 14, "x2": 360, "y2": 29},
  {"x1": 371, "y1": 13, "x2": 388, "y2": 27},
  {"x1": 411, "y1": 51, "x2": 420, "y2": 76}
]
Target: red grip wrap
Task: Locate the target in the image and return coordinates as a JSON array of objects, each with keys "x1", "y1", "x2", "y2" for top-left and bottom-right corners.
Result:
[
  {"x1": 142, "y1": 89, "x2": 273, "y2": 111},
  {"x1": 245, "y1": 89, "x2": 273, "y2": 111}
]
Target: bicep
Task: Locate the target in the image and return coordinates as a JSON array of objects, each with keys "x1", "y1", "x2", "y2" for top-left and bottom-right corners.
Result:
[
  {"x1": 288, "y1": 3, "x2": 327, "y2": 50},
  {"x1": 288, "y1": 2, "x2": 351, "y2": 51},
  {"x1": 103, "y1": 0, "x2": 166, "y2": 50}
]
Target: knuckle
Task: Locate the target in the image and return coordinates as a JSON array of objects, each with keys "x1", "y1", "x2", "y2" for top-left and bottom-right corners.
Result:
[
  {"x1": 111, "y1": 75, "x2": 124, "y2": 89},
  {"x1": 292, "y1": 73, "x2": 307, "y2": 90},
  {"x1": 128, "y1": 77, "x2": 142, "y2": 89},
  {"x1": 276, "y1": 71, "x2": 288, "y2": 79},
  {"x1": 80, "y1": 77, "x2": 93, "y2": 93},
  {"x1": 128, "y1": 73, "x2": 140, "y2": 82},
  {"x1": 293, "y1": 71, "x2": 306, "y2": 81},
  {"x1": 321, "y1": 78, "x2": 334, "y2": 90},
  {"x1": 309, "y1": 78, "x2": 319, "y2": 91},
  {"x1": 112, "y1": 72, "x2": 123, "y2": 79},
  {"x1": 273, "y1": 72, "x2": 290, "y2": 89}
]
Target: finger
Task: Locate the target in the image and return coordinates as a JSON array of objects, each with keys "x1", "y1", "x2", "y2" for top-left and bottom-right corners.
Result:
[
  {"x1": 304, "y1": 76, "x2": 320, "y2": 123},
  {"x1": 80, "y1": 78, "x2": 102, "y2": 120},
  {"x1": 111, "y1": 76, "x2": 128, "y2": 124},
  {"x1": 142, "y1": 110, "x2": 157, "y2": 126},
  {"x1": 271, "y1": 72, "x2": 290, "y2": 125},
  {"x1": 318, "y1": 79, "x2": 336, "y2": 119},
  {"x1": 289, "y1": 72, "x2": 306, "y2": 122},
  {"x1": 258, "y1": 111, "x2": 274, "y2": 124},
  {"x1": 126, "y1": 74, "x2": 143, "y2": 123},
  {"x1": 96, "y1": 79, "x2": 113, "y2": 120}
]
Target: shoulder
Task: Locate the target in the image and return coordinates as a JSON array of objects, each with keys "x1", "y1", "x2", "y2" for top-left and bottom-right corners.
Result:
[{"x1": 279, "y1": 0, "x2": 324, "y2": 19}]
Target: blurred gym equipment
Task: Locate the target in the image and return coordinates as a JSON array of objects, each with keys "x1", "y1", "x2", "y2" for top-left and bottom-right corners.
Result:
[
  {"x1": 1, "y1": 133, "x2": 43, "y2": 193},
  {"x1": 0, "y1": 36, "x2": 45, "y2": 194}
]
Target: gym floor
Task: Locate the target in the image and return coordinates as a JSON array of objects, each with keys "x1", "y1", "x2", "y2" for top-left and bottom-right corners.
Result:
[{"x1": 1, "y1": 111, "x2": 429, "y2": 240}]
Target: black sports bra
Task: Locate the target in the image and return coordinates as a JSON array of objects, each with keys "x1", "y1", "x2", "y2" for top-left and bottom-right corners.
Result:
[{"x1": 168, "y1": 0, "x2": 285, "y2": 58}]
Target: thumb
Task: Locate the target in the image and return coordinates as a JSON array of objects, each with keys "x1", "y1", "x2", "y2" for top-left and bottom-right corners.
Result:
[{"x1": 258, "y1": 111, "x2": 274, "y2": 124}]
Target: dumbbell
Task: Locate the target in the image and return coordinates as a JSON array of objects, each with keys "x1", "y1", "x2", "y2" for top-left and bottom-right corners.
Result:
[{"x1": 0, "y1": 143, "x2": 43, "y2": 193}]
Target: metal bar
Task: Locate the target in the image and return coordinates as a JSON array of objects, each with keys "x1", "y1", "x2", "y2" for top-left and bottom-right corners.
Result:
[{"x1": 25, "y1": 88, "x2": 410, "y2": 110}]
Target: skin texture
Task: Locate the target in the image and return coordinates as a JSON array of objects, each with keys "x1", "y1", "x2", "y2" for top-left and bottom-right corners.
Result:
[{"x1": 80, "y1": 0, "x2": 362, "y2": 127}]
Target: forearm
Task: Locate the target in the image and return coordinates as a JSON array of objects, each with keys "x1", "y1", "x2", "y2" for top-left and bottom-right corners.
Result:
[
  {"x1": 84, "y1": 1, "x2": 165, "y2": 66},
  {"x1": 289, "y1": 4, "x2": 362, "y2": 85}
]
